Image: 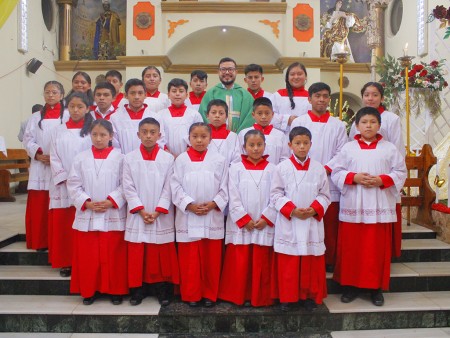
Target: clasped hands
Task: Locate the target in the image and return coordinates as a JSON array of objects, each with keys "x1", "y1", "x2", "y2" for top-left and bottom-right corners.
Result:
[
  {"x1": 187, "y1": 201, "x2": 217, "y2": 216},
  {"x1": 354, "y1": 173, "x2": 383, "y2": 188}
]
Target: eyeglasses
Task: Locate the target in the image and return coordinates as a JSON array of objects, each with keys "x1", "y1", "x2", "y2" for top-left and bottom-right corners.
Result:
[{"x1": 219, "y1": 67, "x2": 236, "y2": 73}]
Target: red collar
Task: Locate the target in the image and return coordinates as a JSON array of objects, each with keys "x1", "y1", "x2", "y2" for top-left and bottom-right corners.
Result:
[
  {"x1": 355, "y1": 134, "x2": 383, "y2": 149},
  {"x1": 92, "y1": 146, "x2": 113, "y2": 159},
  {"x1": 378, "y1": 106, "x2": 385, "y2": 114},
  {"x1": 253, "y1": 124, "x2": 273, "y2": 135},
  {"x1": 66, "y1": 118, "x2": 84, "y2": 129},
  {"x1": 187, "y1": 147, "x2": 208, "y2": 162},
  {"x1": 289, "y1": 155, "x2": 310, "y2": 170},
  {"x1": 139, "y1": 143, "x2": 159, "y2": 161},
  {"x1": 247, "y1": 88, "x2": 265, "y2": 99},
  {"x1": 210, "y1": 124, "x2": 230, "y2": 139},
  {"x1": 189, "y1": 91, "x2": 205, "y2": 104},
  {"x1": 241, "y1": 155, "x2": 269, "y2": 170},
  {"x1": 125, "y1": 104, "x2": 147, "y2": 120},
  {"x1": 308, "y1": 111, "x2": 330, "y2": 123},
  {"x1": 277, "y1": 87, "x2": 309, "y2": 97},
  {"x1": 112, "y1": 93, "x2": 124, "y2": 108},
  {"x1": 44, "y1": 103, "x2": 62, "y2": 119},
  {"x1": 168, "y1": 104, "x2": 187, "y2": 117},
  {"x1": 146, "y1": 90, "x2": 160, "y2": 98}
]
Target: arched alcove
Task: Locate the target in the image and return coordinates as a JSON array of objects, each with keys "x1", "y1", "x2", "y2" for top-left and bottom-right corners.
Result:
[
  {"x1": 167, "y1": 26, "x2": 281, "y2": 66},
  {"x1": 331, "y1": 92, "x2": 362, "y2": 117}
]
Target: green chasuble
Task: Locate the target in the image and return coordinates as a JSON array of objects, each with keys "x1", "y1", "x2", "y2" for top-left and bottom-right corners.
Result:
[{"x1": 199, "y1": 83, "x2": 255, "y2": 133}]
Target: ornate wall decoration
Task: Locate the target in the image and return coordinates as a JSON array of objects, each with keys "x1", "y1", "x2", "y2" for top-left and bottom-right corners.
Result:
[
  {"x1": 167, "y1": 19, "x2": 189, "y2": 38},
  {"x1": 293, "y1": 4, "x2": 313, "y2": 42},
  {"x1": 259, "y1": 19, "x2": 280, "y2": 39},
  {"x1": 133, "y1": 2, "x2": 155, "y2": 41}
]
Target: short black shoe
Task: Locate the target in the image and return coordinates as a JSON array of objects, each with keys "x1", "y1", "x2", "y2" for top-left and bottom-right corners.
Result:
[
  {"x1": 341, "y1": 287, "x2": 359, "y2": 303},
  {"x1": 304, "y1": 298, "x2": 318, "y2": 312},
  {"x1": 130, "y1": 287, "x2": 145, "y2": 306},
  {"x1": 59, "y1": 267, "x2": 71, "y2": 277},
  {"x1": 83, "y1": 296, "x2": 95, "y2": 305},
  {"x1": 188, "y1": 301, "x2": 199, "y2": 307},
  {"x1": 280, "y1": 302, "x2": 290, "y2": 312},
  {"x1": 155, "y1": 282, "x2": 171, "y2": 307},
  {"x1": 203, "y1": 298, "x2": 215, "y2": 307},
  {"x1": 243, "y1": 301, "x2": 252, "y2": 307},
  {"x1": 36, "y1": 248, "x2": 48, "y2": 252},
  {"x1": 325, "y1": 264, "x2": 335, "y2": 273},
  {"x1": 111, "y1": 295, "x2": 123, "y2": 305},
  {"x1": 371, "y1": 289, "x2": 384, "y2": 306}
]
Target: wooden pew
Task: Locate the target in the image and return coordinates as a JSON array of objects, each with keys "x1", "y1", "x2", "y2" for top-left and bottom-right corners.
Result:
[
  {"x1": 0, "y1": 149, "x2": 30, "y2": 202},
  {"x1": 402, "y1": 144, "x2": 436, "y2": 227}
]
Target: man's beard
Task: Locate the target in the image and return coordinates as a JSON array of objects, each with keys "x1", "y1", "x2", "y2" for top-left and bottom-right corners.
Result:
[{"x1": 220, "y1": 78, "x2": 234, "y2": 86}]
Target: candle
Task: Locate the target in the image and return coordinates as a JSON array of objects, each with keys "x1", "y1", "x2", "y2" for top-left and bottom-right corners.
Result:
[
  {"x1": 403, "y1": 43, "x2": 408, "y2": 57},
  {"x1": 435, "y1": 159, "x2": 439, "y2": 203}
]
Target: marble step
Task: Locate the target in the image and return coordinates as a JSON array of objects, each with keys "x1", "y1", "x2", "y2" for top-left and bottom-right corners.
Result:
[
  {"x1": 331, "y1": 327, "x2": 450, "y2": 337},
  {"x1": 393, "y1": 239, "x2": 450, "y2": 263},
  {"x1": 0, "y1": 292, "x2": 449, "y2": 334},
  {"x1": 2, "y1": 262, "x2": 450, "y2": 296},
  {"x1": 401, "y1": 223, "x2": 436, "y2": 240},
  {"x1": 0, "y1": 334, "x2": 158, "y2": 338}
]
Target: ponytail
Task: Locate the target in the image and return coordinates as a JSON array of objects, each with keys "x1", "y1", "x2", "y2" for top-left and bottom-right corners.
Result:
[
  {"x1": 284, "y1": 62, "x2": 307, "y2": 111},
  {"x1": 81, "y1": 113, "x2": 94, "y2": 137}
]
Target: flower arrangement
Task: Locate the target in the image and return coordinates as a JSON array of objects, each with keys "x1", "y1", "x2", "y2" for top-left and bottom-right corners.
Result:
[
  {"x1": 375, "y1": 54, "x2": 448, "y2": 109},
  {"x1": 328, "y1": 99, "x2": 354, "y2": 135},
  {"x1": 428, "y1": 4, "x2": 450, "y2": 39}
]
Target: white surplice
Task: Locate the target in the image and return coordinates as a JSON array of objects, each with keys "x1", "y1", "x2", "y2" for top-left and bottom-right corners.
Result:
[
  {"x1": 208, "y1": 132, "x2": 241, "y2": 166},
  {"x1": 271, "y1": 92, "x2": 311, "y2": 132},
  {"x1": 144, "y1": 93, "x2": 170, "y2": 113}
]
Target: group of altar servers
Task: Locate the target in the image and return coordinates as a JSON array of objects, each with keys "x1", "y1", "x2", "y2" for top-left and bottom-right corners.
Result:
[{"x1": 21, "y1": 58, "x2": 407, "y2": 310}]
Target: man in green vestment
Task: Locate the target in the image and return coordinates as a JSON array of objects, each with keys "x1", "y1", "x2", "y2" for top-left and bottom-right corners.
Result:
[{"x1": 199, "y1": 57, "x2": 255, "y2": 133}]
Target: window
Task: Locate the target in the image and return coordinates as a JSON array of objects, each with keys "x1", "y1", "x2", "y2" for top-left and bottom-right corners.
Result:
[{"x1": 390, "y1": 0, "x2": 403, "y2": 36}]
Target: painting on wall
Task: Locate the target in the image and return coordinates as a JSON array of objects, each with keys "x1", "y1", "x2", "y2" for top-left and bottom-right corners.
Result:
[
  {"x1": 320, "y1": 0, "x2": 370, "y2": 63},
  {"x1": 70, "y1": 0, "x2": 126, "y2": 60}
]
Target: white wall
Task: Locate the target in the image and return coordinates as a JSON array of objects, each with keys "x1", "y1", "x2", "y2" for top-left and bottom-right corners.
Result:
[{"x1": 0, "y1": 1, "x2": 59, "y2": 148}]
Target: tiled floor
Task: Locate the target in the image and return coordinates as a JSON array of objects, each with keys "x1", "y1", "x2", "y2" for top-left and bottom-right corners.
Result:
[
  {"x1": 0, "y1": 193, "x2": 26, "y2": 242},
  {"x1": 331, "y1": 328, "x2": 450, "y2": 337},
  {"x1": 0, "y1": 334, "x2": 158, "y2": 338}
]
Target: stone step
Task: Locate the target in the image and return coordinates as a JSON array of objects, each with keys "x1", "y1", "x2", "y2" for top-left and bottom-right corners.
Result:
[
  {"x1": 331, "y1": 327, "x2": 450, "y2": 337},
  {"x1": 401, "y1": 223, "x2": 436, "y2": 240},
  {"x1": 0, "y1": 292, "x2": 449, "y2": 334},
  {"x1": 2, "y1": 262, "x2": 450, "y2": 296},
  {"x1": 393, "y1": 239, "x2": 450, "y2": 263},
  {"x1": 0, "y1": 334, "x2": 158, "y2": 338}
]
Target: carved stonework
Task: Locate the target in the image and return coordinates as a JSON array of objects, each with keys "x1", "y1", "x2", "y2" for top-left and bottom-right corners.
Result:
[
  {"x1": 167, "y1": 19, "x2": 189, "y2": 38},
  {"x1": 259, "y1": 20, "x2": 280, "y2": 39}
]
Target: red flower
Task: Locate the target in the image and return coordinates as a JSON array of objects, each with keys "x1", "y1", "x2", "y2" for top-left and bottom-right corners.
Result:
[
  {"x1": 419, "y1": 70, "x2": 428, "y2": 77},
  {"x1": 433, "y1": 5, "x2": 448, "y2": 19},
  {"x1": 408, "y1": 70, "x2": 417, "y2": 77},
  {"x1": 400, "y1": 70, "x2": 405, "y2": 76},
  {"x1": 414, "y1": 64, "x2": 424, "y2": 71},
  {"x1": 446, "y1": 8, "x2": 450, "y2": 21},
  {"x1": 428, "y1": 74, "x2": 436, "y2": 83},
  {"x1": 409, "y1": 76, "x2": 415, "y2": 83},
  {"x1": 444, "y1": 81, "x2": 449, "y2": 87},
  {"x1": 430, "y1": 60, "x2": 439, "y2": 68}
]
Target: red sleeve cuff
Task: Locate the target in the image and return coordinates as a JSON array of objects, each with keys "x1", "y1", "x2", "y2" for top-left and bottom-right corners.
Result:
[
  {"x1": 37, "y1": 148, "x2": 43, "y2": 154},
  {"x1": 261, "y1": 214, "x2": 274, "y2": 227},
  {"x1": 81, "y1": 198, "x2": 91, "y2": 211},
  {"x1": 236, "y1": 214, "x2": 252, "y2": 228},
  {"x1": 310, "y1": 200, "x2": 325, "y2": 221},
  {"x1": 107, "y1": 196, "x2": 119, "y2": 209},
  {"x1": 155, "y1": 207, "x2": 169, "y2": 214},
  {"x1": 345, "y1": 172, "x2": 356, "y2": 185},
  {"x1": 164, "y1": 145, "x2": 169, "y2": 151},
  {"x1": 324, "y1": 165, "x2": 332, "y2": 175},
  {"x1": 280, "y1": 201, "x2": 296, "y2": 220},
  {"x1": 379, "y1": 174, "x2": 395, "y2": 189},
  {"x1": 130, "y1": 206, "x2": 144, "y2": 214}
]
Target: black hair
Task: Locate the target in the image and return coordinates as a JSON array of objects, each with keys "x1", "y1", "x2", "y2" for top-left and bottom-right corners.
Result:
[
  {"x1": 65, "y1": 92, "x2": 94, "y2": 137},
  {"x1": 105, "y1": 70, "x2": 123, "y2": 83},
  {"x1": 32, "y1": 104, "x2": 43, "y2": 114},
  {"x1": 139, "y1": 117, "x2": 160, "y2": 130},
  {"x1": 219, "y1": 57, "x2": 237, "y2": 67},
  {"x1": 253, "y1": 97, "x2": 273, "y2": 111},
  {"x1": 94, "y1": 82, "x2": 116, "y2": 98},
  {"x1": 355, "y1": 107, "x2": 381, "y2": 125},
  {"x1": 125, "y1": 78, "x2": 146, "y2": 93},
  {"x1": 66, "y1": 71, "x2": 94, "y2": 105},
  {"x1": 244, "y1": 64, "x2": 263, "y2": 75},
  {"x1": 189, "y1": 122, "x2": 211, "y2": 135},
  {"x1": 361, "y1": 81, "x2": 384, "y2": 98},
  {"x1": 206, "y1": 99, "x2": 228, "y2": 117},
  {"x1": 289, "y1": 126, "x2": 312, "y2": 142},
  {"x1": 243, "y1": 129, "x2": 265, "y2": 146},
  {"x1": 90, "y1": 119, "x2": 114, "y2": 147},
  {"x1": 190, "y1": 70, "x2": 208, "y2": 81},
  {"x1": 168, "y1": 78, "x2": 188, "y2": 92},
  {"x1": 328, "y1": 0, "x2": 345, "y2": 14},
  {"x1": 39, "y1": 81, "x2": 65, "y2": 130},
  {"x1": 285, "y1": 62, "x2": 308, "y2": 110},
  {"x1": 141, "y1": 66, "x2": 161, "y2": 79},
  {"x1": 308, "y1": 82, "x2": 331, "y2": 97}
]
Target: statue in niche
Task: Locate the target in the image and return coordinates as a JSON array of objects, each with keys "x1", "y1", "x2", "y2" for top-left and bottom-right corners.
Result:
[
  {"x1": 93, "y1": 0, "x2": 121, "y2": 60},
  {"x1": 320, "y1": 0, "x2": 366, "y2": 62}
]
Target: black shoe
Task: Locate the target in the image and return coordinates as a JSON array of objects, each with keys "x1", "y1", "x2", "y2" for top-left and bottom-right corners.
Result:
[
  {"x1": 130, "y1": 287, "x2": 145, "y2": 306},
  {"x1": 203, "y1": 298, "x2": 215, "y2": 307},
  {"x1": 59, "y1": 267, "x2": 71, "y2": 277},
  {"x1": 325, "y1": 264, "x2": 335, "y2": 273},
  {"x1": 111, "y1": 295, "x2": 123, "y2": 305},
  {"x1": 188, "y1": 301, "x2": 199, "y2": 307},
  {"x1": 83, "y1": 296, "x2": 95, "y2": 305},
  {"x1": 371, "y1": 289, "x2": 384, "y2": 306},
  {"x1": 304, "y1": 298, "x2": 317, "y2": 312},
  {"x1": 155, "y1": 282, "x2": 172, "y2": 307},
  {"x1": 243, "y1": 301, "x2": 252, "y2": 307},
  {"x1": 280, "y1": 302, "x2": 290, "y2": 312},
  {"x1": 36, "y1": 248, "x2": 48, "y2": 252},
  {"x1": 341, "y1": 287, "x2": 359, "y2": 303}
]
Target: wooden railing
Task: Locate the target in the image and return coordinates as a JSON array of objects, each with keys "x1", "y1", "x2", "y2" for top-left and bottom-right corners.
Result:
[{"x1": 402, "y1": 144, "x2": 437, "y2": 227}]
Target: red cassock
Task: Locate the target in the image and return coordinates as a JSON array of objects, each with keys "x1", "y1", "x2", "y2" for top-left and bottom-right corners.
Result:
[
  {"x1": 323, "y1": 202, "x2": 340, "y2": 266},
  {"x1": 25, "y1": 190, "x2": 49, "y2": 249},
  {"x1": 47, "y1": 207, "x2": 75, "y2": 267}
]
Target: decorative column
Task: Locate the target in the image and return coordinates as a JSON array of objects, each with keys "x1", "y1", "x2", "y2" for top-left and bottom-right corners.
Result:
[{"x1": 56, "y1": 0, "x2": 73, "y2": 61}]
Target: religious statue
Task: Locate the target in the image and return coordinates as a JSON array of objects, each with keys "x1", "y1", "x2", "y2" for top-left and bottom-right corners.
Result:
[
  {"x1": 320, "y1": 0, "x2": 366, "y2": 62},
  {"x1": 93, "y1": 0, "x2": 121, "y2": 60}
]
